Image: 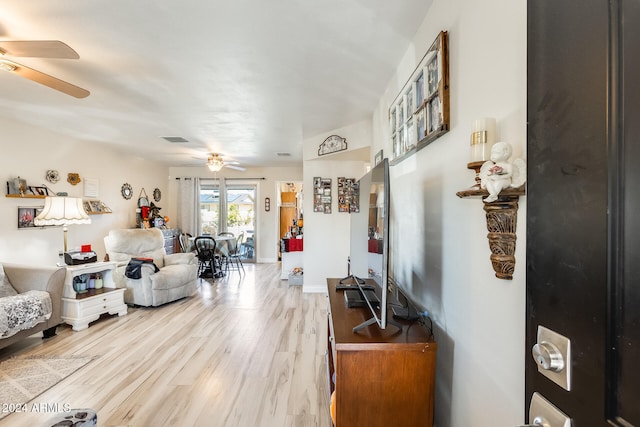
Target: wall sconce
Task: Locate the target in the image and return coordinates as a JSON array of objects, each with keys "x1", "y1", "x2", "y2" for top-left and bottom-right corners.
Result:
[
  {"x1": 468, "y1": 118, "x2": 496, "y2": 188},
  {"x1": 457, "y1": 130, "x2": 527, "y2": 280}
]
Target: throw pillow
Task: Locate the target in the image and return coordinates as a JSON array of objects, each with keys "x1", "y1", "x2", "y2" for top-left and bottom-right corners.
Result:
[{"x1": 0, "y1": 264, "x2": 18, "y2": 298}]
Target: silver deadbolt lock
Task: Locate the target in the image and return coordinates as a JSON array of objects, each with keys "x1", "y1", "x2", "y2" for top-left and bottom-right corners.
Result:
[
  {"x1": 532, "y1": 341, "x2": 565, "y2": 372},
  {"x1": 533, "y1": 326, "x2": 571, "y2": 391}
]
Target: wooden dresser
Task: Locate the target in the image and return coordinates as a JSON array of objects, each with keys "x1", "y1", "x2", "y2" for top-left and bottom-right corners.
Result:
[{"x1": 326, "y1": 278, "x2": 436, "y2": 427}]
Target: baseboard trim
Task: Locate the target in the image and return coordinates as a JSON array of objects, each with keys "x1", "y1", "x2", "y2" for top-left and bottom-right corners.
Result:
[{"x1": 257, "y1": 257, "x2": 278, "y2": 263}]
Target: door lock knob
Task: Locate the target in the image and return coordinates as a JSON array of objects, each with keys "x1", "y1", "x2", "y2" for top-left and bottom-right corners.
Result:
[{"x1": 532, "y1": 341, "x2": 565, "y2": 372}]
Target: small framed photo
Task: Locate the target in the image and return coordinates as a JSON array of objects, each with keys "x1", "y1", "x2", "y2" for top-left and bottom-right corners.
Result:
[
  {"x1": 18, "y1": 206, "x2": 44, "y2": 229},
  {"x1": 374, "y1": 150, "x2": 384, "y2": 166},
  {"x1": 90, "y1": 200, "x2": 103, "y2": 213},
  {"x1": 7, "y1": 178, "x2": 27, "y2": 195},
  {"x1": 84, "y1": 199, "x2": 111, "y2": 213},
  {"x1": 28, "y1": 186, "x2": 50, "y2": 196}
]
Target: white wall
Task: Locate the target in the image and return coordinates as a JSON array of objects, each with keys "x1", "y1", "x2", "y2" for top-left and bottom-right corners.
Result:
[
  {"x1": 0, "y1": 117, "x2": 170, "y2": 265},
  {"x1": 0, "y1": 117, "x2": 302, "y2": 267},
  {"x1": 167, "y1": 165, "x2": 303, "y2": 262},
  {"x1": 371, "y1": 0, "x2": 527, "y2": 426},
  {"x1": 302, "y1": 119, "x2": 371, "y2": 292}
]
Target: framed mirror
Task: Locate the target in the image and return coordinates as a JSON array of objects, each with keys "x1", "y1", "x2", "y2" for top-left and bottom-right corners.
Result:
[
  {"x1": 121, "y1": 183, "x2": 133, "y2": 200},
  {"x1": 138, "y1": 188, "x2": 150, "y2": 207}
]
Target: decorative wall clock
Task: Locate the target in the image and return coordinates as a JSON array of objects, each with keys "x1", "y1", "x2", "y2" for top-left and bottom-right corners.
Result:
[
  {"x1": 318, "y1": 135, "x2": 347, "y2": 156},
  {"x1": 121, "y1": 183, "x2": 133, "y2": 200}
]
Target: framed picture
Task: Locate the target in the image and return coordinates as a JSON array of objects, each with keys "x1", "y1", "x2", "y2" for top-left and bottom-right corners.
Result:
[
  {"x1": 18, "y1": 206, "x2": 44, "y2": 229},
  {"x1": 419, "y1": 30, "x2": 449, "y2": 148},
  {"x1": 389, "y1": 30, "x2": 449, "y2": 164},
  {"x1": 84, "y1": 199, "x2": 112, "y2": 214},
  {"x1": 313, "y1": 177, "x2": 332, "y2": 213},
  {"x1": 7, "y1": 178, "x2": 27, "y2": 195},
  {"x1": 28, "y1": 186, "x2": 50, "y2": 197},
  {"x1": 374, "y1": 150, "x2": 384, "y2": 166},
  {"x1": 84, "y1": 178, "x2": 99, "y2": 198},
  {"x1": 90, "y1": 200, "x2": 103, "y2": 213},
  {"x1": 337, "y1": 177, "x2": 359, "y2": 213}
]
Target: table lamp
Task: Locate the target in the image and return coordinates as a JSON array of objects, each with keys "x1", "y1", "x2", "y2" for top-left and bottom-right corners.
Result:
[{"x1": 34, "y1": 197, "x2": 91, "y2": 261}]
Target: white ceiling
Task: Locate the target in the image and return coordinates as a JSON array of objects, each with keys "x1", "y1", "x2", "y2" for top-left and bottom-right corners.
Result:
[{"x1": 1, "y1": 0, "x2": 431, "y2": 168}]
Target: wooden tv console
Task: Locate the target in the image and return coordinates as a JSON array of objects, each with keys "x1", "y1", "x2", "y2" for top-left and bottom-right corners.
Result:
[{"x1": 326, "y1": 278, "x2": 437, "y2": 427}]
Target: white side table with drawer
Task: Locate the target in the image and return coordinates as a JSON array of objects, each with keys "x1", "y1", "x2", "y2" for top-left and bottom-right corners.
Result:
[{"x1": 62, "y1": 261, "x2": 127, "y2": 331}]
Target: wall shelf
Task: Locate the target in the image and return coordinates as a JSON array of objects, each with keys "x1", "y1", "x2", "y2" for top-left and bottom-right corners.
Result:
[
  {"x1": 456, "y1": 185, "x2": 525, "y2": 280},
  {"x1": 5, "y1": 194, "x2": 46, "y2": 199}
]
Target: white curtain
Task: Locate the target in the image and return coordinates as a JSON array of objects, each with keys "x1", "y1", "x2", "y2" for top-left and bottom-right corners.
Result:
[{"x1": 177, "y1": 177, "x2": 200, "y2": 236}]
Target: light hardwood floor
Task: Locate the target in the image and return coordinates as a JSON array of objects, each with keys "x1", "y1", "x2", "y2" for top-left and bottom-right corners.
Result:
[{"x1": 0, "y1": 263, "x2": 331, "y2": 427}]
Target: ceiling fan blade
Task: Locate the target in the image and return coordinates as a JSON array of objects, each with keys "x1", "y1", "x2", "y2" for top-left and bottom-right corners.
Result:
[
  {"x1": 0, "y1": 40, "x2": 80, "y2": 59},
  {"x1": 225, "y1": 164, "x2": 246, "y2": 171},
  {"x1": 0, "y1": 60, "x2": 89, "y2": 98}
]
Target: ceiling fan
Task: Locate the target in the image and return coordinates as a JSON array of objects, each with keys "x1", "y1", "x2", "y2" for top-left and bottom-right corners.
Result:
[
  {"x1": 206, "y1": 153, "x2": 246, "y2": 172},
  {"x1": 0, "y1": 40, "x2": 90, "y2": 98}
]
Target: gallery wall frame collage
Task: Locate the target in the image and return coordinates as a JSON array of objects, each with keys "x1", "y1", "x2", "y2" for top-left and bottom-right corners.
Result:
[
  {"x1": 313, "y1": 177, "x2": 360, "y2": 214},
  {"x1": 389, "y1": 30, "x2": 450, "y2": 164}
]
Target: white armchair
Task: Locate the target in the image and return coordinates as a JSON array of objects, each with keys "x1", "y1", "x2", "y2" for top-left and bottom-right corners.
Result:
[{"x1": 104, "y1": 228, "x2": 198, "y2": 307}]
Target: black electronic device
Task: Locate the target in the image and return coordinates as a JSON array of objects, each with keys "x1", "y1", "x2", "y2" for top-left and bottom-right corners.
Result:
[
  {"x1": 347, "y1": 159, "x2": 401, "y2": 332},
  {"x1": 336, "y1": 283, "x2": 375, "y2": 291},
  {"x1": 344, "y1": 289, "x2": 380, "y2": 308},
  {"x1": 64, "y1": 251, "x2": 97, "y2": 265}
]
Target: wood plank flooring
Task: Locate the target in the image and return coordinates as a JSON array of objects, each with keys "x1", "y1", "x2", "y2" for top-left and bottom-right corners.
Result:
[{"x1": 0, "y1": 263, "x2": 331, "y2": 427}]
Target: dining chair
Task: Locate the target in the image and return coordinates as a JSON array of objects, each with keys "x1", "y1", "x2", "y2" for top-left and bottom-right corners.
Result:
[
  {"x1": 179, "y1": 232, "x2": 193, "y2": 253},
  {"x1": 240, "y1": 236, "x2": 254, "y2": 259},
  {"x1": 194, "y1": 236, "x2": 224, "y2": 278},
  {"x1": 225, "y1": 232, "x2": 245, "y2": 273}
]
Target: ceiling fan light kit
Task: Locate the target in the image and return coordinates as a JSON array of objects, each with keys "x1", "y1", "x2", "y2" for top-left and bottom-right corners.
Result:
[
  {"x1": 207, "y1": 155, "x2": 224, "y2": 172},
  {"x1": 205, "y1": 153, "x2": 246, "y2": 172}
]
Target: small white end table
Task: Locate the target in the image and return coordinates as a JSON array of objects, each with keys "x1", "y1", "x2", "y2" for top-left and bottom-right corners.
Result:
[{"x1": 62, "y1": 261, "x2": 127, "y2": 331}]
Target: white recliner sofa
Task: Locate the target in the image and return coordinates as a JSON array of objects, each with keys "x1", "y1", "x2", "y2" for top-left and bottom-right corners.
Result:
[{"x1": 104, "y1": 228, "x2": 198, "y2": 307}]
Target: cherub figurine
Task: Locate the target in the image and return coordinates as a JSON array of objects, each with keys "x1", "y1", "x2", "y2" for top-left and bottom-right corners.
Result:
[{"x1": 479, "y1": 141, "x2": 526, "y2": 203}]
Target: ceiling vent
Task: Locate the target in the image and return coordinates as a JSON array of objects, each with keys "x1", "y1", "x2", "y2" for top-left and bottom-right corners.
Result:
[
  {"x1": 276, "y1": 152, "x2": 291, "y2": 157},
  {"x1": 162, "y1": 136, "x2": 189, "y2": 143}
]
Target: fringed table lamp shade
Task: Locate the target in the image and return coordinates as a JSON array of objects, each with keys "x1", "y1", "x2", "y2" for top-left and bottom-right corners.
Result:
[{"x1": 34, "y1": 197, "x2": 91, "y2": 253}]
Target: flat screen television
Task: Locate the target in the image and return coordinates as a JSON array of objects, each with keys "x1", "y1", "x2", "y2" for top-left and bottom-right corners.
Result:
[{"x1": 344, "y1": 158, "x2": 401, "y2": 332}]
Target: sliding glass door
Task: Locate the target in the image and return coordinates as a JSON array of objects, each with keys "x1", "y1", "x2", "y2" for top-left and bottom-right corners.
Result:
[
  {"x1": 199, "y1": 182, "x2": 220, "y2": 235},
  {"x1": 199, "y1": 179, "x2": 256, "y2": 262}
]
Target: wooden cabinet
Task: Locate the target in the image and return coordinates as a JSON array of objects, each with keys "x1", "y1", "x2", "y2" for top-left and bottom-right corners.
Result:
[
  {"x1": 326, "y1": 278, "x2": 436, "y2": 427},
  {"x1": 62, "y1": 262, "x2": 127, "y2": 331}
]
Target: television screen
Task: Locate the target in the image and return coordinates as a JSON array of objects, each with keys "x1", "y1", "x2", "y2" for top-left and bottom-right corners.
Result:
[{"x1": 347, "y1": 158, "x2": 399, "y2": 331}]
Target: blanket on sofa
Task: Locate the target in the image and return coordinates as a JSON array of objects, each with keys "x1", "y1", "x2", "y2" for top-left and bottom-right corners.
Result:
[{"x1": 0, "y1": 290, "x2": 52, "y2": 339}]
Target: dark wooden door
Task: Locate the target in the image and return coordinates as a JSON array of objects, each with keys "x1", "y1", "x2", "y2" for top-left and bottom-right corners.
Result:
[{"x1": 526, "y1": 0, "x2": 639, "y2": 425}]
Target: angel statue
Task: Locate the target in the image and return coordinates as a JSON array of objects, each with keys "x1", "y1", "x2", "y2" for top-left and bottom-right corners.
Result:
[{"x1": 479, "y1": 141, "x2": 526, "y2": 203}]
